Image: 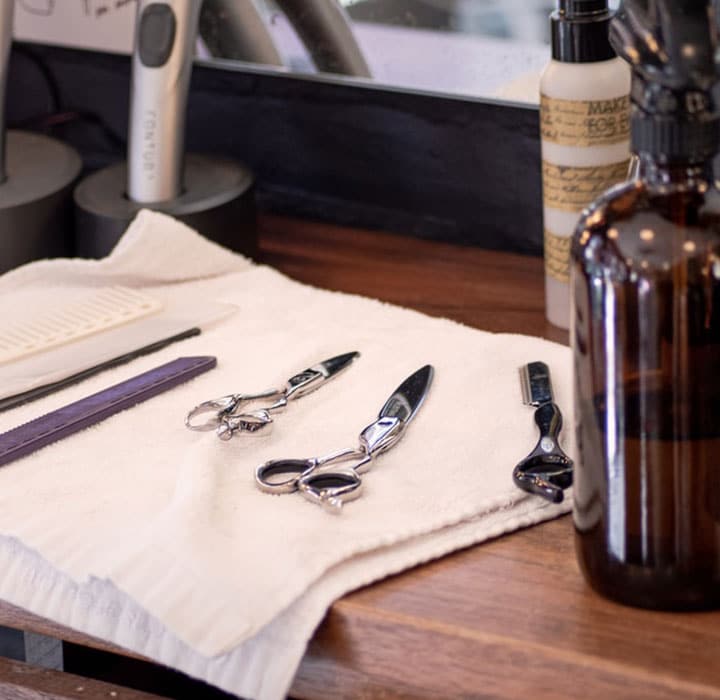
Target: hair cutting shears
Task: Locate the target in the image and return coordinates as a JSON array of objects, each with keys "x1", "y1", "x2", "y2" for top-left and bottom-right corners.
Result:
[
  {"x1": 255, "y1": 364, "x2": 434, "y2": 512},
  {"x1": 185, "y1": 352, "x2": 360, "y2": 440}
]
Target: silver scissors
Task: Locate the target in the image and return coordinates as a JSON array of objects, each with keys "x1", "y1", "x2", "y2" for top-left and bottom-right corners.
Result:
[
  {"x1": 255, "y1": 365, "x2": 434, "y2": 512},
  {"x1": 185, "y1": 352, "x2": 360, "y2": 440}
]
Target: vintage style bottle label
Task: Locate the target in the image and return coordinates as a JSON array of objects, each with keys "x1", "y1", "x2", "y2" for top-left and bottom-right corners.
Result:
[
  {"x1": 540, "y1": 87, "x2": 631, "y2": 329},
  {"x1": 544, "y1": 229, "x2": 571, "y2": 283},
  {"x1": 541, "y1": 95, "x2": 630, "y2": 147},
  {"x1": 542, "y1": 161, "x2": 630, "y2": 212}
]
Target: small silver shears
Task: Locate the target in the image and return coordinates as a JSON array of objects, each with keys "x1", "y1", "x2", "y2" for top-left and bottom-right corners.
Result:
[
  {"x1": 255, "y1": 365, "x2": 434, "y2": 512},
  {"x1": 185, "y1": 352, "x2": 360, "y2": 440}
]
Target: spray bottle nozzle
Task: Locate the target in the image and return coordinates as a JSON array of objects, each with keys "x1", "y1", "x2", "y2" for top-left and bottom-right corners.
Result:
[
  {"x1": 611, "y1": 0, "x2": 720, "y2": 161},
  {"x1": 611, "y1": 0, "x2": 718, "y2": 91}
]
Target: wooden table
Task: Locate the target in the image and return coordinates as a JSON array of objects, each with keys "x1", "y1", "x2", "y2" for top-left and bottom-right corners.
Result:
[{"x1": 2, "y1": 216, "x2": 719, "y2": 700}]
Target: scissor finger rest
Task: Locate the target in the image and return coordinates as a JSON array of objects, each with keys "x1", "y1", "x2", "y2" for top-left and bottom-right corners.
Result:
[
  {"x1": 217, "y1": 409, "x2": 273, "y2": 440},
  {"x1": 299, "y1": 470, "x2": 363, "y2": 513}
]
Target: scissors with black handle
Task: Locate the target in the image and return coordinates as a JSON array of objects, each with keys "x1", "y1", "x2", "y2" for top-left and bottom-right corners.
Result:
[{"x1": 255, "y1": 364, "x2": 434, "y2": 512}]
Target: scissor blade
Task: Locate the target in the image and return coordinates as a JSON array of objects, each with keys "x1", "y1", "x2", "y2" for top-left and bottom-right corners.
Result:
[
  {"x1": 285, "y1": 351, "x2": 360, "y2": 400},
  {"x1": 315, "y1": 351, "x2": 361, "y2": 379},
  {"x1": 378, "y1": 365, "x2": 434, "y2": 424}
]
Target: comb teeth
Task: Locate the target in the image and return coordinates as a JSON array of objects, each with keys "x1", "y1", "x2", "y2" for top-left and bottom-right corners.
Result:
[{"x1": 0, "y1": 286, "x2": 163, "y2": 365}]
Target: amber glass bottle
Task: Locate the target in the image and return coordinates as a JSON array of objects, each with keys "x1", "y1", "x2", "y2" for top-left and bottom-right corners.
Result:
[{"x1": 571, "y1": 0, "x2": 720, "y2": 609}]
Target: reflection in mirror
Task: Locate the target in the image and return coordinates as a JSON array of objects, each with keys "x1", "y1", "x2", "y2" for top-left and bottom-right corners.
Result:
[
  {"x1": 243, "y1": 0, "x2": 622, "y2": 102},
  {"x1": 267, "y1": 0, "x2": 371, "y2": 76},
  {"x1": 199, "y1": 0, "x2": 370, "y2": 76},
  {"x1": 199, "y1": 0, "x2": 284, "y2": 66},
  {"x1": 14, "y1": 0, "x2": 621, "y2": 103}
]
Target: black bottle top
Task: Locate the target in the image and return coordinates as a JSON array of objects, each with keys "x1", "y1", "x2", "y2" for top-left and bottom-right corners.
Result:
[
  {"x1": 610, "y1": 0, "x2": 720, "y2": 163},
  {"x1": 551, "y1": 0, "x2": 617, "y2": 63}
]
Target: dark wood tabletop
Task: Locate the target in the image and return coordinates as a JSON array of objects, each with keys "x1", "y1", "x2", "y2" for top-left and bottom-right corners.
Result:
[{"x1": 2, "y1": 215, "x2": 719, "y2": 700}]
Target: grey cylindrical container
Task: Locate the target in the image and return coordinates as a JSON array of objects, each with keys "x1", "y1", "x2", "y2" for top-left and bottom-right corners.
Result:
[
  {"x1": 74, "y1": 154, "x2": 256, "y2": 259},
  {"x1": 0, "y1": 0, "x2": 82, "y2": 273},
  {"x1": 0, "y1": 131, "x2": 82, "y2": 274}
]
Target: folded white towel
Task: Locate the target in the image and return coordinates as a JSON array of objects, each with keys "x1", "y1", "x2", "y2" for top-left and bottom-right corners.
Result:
[{"x1": 0, "y1": 211, "x2": 572, "y2": 698}]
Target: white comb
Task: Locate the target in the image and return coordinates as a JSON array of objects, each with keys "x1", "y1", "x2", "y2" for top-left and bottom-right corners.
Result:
[{"x1": 0, "y1": 286, "x2": 163, "y2": 365}]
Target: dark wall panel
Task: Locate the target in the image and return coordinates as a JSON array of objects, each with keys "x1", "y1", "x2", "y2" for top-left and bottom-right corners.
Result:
[{"x1": 8, "y1": 44, "x2": 543, "y2": 255}]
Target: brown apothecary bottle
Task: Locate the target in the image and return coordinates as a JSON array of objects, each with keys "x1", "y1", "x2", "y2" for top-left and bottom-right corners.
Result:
[{"x1": 571, "y1": 0, "x2": 720, "y2": 609}]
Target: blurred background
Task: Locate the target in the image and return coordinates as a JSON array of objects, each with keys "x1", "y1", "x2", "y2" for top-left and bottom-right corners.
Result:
[{"x1": 15, "y1": 0, "x2": 624, "y2": 103}]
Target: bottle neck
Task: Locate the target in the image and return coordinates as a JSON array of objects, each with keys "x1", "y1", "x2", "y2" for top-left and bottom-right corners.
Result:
[{"x1": 638, "y1": 153, "x2": 714, "y2": 191}]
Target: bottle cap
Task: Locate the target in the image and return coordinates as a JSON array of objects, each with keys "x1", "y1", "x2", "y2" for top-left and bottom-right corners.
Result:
[
  {"x1": 551, "y1": 0, "x2": 616, "y2": 63},
  {"x1": 610, "y1": 0, "x2": 720, "y2": 162}
]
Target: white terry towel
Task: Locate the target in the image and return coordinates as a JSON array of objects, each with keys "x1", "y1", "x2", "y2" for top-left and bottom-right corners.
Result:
[{"x1": 0, "y1": 211, "x2": 573, "y2": 698}]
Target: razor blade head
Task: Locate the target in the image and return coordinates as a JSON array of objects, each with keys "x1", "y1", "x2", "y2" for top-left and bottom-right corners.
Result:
[{"x1": 519, "y1": 361, "x2": 554, "y2": 407}]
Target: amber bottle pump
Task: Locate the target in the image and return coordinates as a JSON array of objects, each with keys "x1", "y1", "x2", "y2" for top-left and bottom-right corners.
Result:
[{"x1": 571, "y1": 0, "x2": 720, "y2": 609}]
